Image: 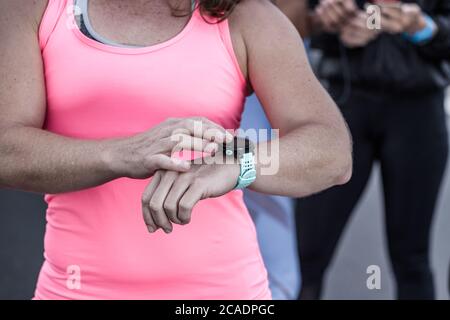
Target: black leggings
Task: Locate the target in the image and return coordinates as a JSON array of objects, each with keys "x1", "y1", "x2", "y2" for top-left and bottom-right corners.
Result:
[{"x1": 296, "y1": 85, "x2": 449, "y2": 300}]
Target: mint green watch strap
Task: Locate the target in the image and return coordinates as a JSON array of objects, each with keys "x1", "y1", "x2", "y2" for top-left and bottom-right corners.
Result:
[{"x1": 234, "y1": 153, "x2": 256, "y2": 190}]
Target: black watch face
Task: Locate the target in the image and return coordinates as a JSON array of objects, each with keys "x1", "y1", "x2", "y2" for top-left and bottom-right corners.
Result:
[{"x1": 222, "y1": 137, "x2": 253, "y2": 157}]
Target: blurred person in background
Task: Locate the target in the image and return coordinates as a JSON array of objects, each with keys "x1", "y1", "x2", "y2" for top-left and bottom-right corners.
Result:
[{"x1": 296, "y1": 0, "x2": 450, "y2": 300}]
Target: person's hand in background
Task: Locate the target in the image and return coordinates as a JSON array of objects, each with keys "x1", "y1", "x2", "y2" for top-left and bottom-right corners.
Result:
[
  {"x1": 379, "y1": 2, "x2": 433, "y2": 35},
  {"x1": 340, "y1": 10, "x2": 380, "y2": 48},
  {"x1": 141, "y1": 158, "x2": 240, "y2": 233},
  {"x1": 314, "y1": 0, "x2": 358, "y2": 33}
]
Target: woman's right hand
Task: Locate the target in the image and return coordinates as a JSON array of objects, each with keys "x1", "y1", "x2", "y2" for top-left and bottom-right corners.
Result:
[{"x1": 104, "y1": 117, "x2": 234, "y2": 179}]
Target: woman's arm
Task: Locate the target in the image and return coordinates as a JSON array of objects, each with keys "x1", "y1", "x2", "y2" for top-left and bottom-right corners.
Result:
[
  {"x1": 0, "y1": 0, "x2": 230, "y2": 194},
  {"x1": 235, "y1": 0, "x2": 352, "y2": 197},
  {"x1": 141, "y1": 0, "x2": 353, "y2": 233}
]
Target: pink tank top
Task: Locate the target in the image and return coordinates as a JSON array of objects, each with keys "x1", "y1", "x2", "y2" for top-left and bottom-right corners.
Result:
[{"x1": 34, "y1": 0, "x2": 270, "y2": 300}]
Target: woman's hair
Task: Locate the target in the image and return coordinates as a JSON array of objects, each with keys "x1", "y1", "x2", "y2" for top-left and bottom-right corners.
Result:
[
  {"x1": 172, "y1": 0, "x2": 242, "y2": 22},
  {"x1": 198, "y1": 0, "x2": 241, "y2": 20}
]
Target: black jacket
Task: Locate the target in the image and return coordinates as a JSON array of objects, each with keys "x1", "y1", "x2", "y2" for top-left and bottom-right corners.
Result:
[{"x1": 309, "y1": 0, "x2": 450, "y2": 94}]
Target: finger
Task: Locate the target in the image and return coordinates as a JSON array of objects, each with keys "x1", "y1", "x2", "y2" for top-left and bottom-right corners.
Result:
[
  {"x1": 322, "y1": 4, "x2": 341, "y2": 28},
  {"x1": 178, "y1": 182, "x2": 204, "y2": 225},
  {"x1": 353, "y1": 12, "x2": 369, "y2": 29},
  {"x1": 401, "y1": 4, "x2": 421, "y2": 23},
  {"x1": 194, "y1": 117, "x2": 234, "y2": 143},
  {"x1": 380, "y1": 18, "x2": 402, "y2": 33},
  {"x1": 148, "y1": 171, "x2": 178, "y2": 233},
  {"x1": 141, "y1": 171, "x2": 162, "y2": 233},
  {"x1": 381, "y1": 5, "x2": 402, "y2": 20},
  {"x1": 345, "y1": 16, "x2": 362, "y2": 29},
  {"x1": 167, "y1": 134, "x2": 219, "y2": 155},
  {"x1": 164, "y1": 174, "x2": 193, "y2": 225},
  {"x1": 327, "y1": 0, "x2": 346, "y2": 20},
  {"x1": 203, "y1": 127, "x2": 234, "y2": 144},
  {"x1": 331, "y1": 0, "x2": 357, "y2": 17},
  {"x1": 315, "y1": 6, "x2": 328, "y2": 27},
  {"x1": 171, "y1": 117, "x2": 233, "y2": 144},
  {"x1": 178, "y1": 123, "x2": 231, "y2": 144},
  {"x1": 319, "y1": 11, "x2": 339, "y2": 31},
  {"x1": 341, "y1": 0, "x2": 357, "y2": 13},
  {"x1": 380, "y1": 9, "x2": 401, "y2": 32},
  {"x1": 144, "y1": 154, "x2": 191, "y2": 173},
  {"x1": 381, "y1": 11, "x2": 398, "y2": 22},
  {"x1": 402, "y1": 3, "x2": 420, "y2": 16}
]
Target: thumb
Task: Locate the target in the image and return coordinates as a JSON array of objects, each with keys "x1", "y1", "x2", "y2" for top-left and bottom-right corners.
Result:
[{"x1": 146, "y1": 154, "x2": 191, "y2": 174}]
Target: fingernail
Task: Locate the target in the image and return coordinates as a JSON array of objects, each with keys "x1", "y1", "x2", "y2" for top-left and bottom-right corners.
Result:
[
  {"x1": 164, "y1": 228, "x2": 172, "y2": 234},
  {"x1": 147, "y1": 225, "x2": 156, "y2": 233}
]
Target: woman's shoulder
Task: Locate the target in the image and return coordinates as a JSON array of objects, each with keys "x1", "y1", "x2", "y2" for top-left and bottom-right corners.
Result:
[
  {"x1": 229, "y1": 0, "x2": 293, "y2": 31},
  {"x1": 230, "y1": 0, "x2": 279, "y2": 17},
  {"x1": 228, "y1": 0, "x2": 301, "y2": 47},
  {"x1": 225, "y1": 0, "x2": 302, "y2": 92}
]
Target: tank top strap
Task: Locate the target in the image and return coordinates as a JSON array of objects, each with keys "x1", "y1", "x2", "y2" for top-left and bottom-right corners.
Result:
[
  {"x1": 39, "y1": 0, "x2": 68, "y2": 51},
  {"x1": 216, "y1": 17, "x2": 246, "y2": 86}
]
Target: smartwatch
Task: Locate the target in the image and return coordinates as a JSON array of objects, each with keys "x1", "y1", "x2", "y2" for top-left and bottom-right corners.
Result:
[{"x1": 222, "y1": 137, "x2": 257, "y2": 190}]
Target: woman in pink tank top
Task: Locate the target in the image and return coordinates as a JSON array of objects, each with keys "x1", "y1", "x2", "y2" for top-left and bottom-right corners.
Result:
[{"x1": 0, "y1": 0, "x2": 352, "y2": 299}]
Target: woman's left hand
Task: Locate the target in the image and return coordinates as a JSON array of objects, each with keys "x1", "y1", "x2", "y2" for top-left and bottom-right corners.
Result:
[{"x1": 141, "y1": 159, "x2": 240, "y2": 234}]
